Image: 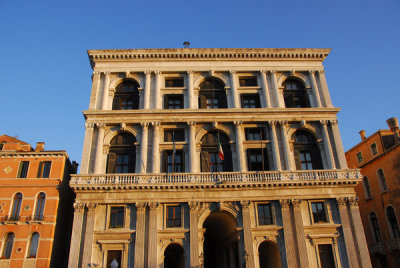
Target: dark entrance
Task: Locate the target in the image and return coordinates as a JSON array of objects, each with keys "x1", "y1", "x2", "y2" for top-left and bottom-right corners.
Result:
[
  {"x1": 203, "y1": 211, "x2": 239, "y2": 268},
  {"x1": 258, "y1": 241, "x2": 282, "y2": 268},
  {"x1": 164, "y1": 243, "x2": 184, "y2": 268}
]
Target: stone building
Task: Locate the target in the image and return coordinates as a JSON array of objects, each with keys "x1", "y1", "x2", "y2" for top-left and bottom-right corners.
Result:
[
  {"x1": 69, "y1": 48, "x2": 371, "y2": 268},
  {"x1": 346, "y1": 118, "x2": 400, "y2": 268},
  {"x1": 0, "y1": 135, "x2": 77, "y2": 268}
]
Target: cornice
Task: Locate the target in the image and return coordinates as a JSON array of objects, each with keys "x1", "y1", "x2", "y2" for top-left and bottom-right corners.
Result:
[
  {"x1": 0, "y1": 151, "x2": 67, "y2": 158},
  {"x1": 88, "y1": 48, "x2": 331, "y2": 69}
]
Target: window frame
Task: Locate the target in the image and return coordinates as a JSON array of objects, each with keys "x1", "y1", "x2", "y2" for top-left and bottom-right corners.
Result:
[
  {"x1": 245, "y1": 127, "x2": 267, "y2": 141},
  {"x1": 370, "y1": 143, "x2": 378, "y2": 156},
  {"x1": 362, "y1": 176, "x2": 373, "y2": 200},
  {"x1": 112, "y1": 80, "x2": 140, "y2": 110},
  {"x1": 316, "y1": 243, "x2": 337, "y2": 268},
  {"x1": 240, "y1": 93, "x2": 261, "y2": 108},
  {"x1": 162, "y1": 150, "x2": 184, "y2": 173},
  {"x1": 377, "y1": 168, "x2": 388, "y2": 192},
  {"x1": 165, "y1": 204, "x2": 183, "y2": 229},
  {"x1": 283, "y1": 79, "x2": 310, "y2": 108},
  {"x1": 1, "y1": 232, "x2": 15, "y2": 259},
  {"x1": 239, "y1": 76, "x2": 258, "y2": 87},
  {"x1": 10, "y1": 193, "x2": 23, "y2": 221},
  {"x1": 164, "y1": 129, "x2": 185, "y2": 142},
  {"x1": 369, "y1": 212, "x2": 382, "y2": 242},
  {"x1": 386, "y1": 206, "x2": 400, "y2": 239},
  {"x1": 246, "y1": 148, "x2": 269, "y2": 171},
  {"x1": 108, "y1": 206, "x2": 126, "y2": 229},
  {"x1": 37, "y1": 161, "x2": 51, "y2": 178},
  {"x1": 34, "y1": 193, "x2": 46, "y2": 221},
  {"x1": 256, "y1": 203, "x2": 275, "y2": 226},
  {"x1": 17, "y1": 161, "x2": 29, "y2": 178},
  {"x1": 164, "y1": 94, "x2": 184, "y2": 109},
  {"x1": 356, "y1": 152, "x2": 363, "y2": 163},
  {"x1": 27, "y1": 232, "x2": 40, "y2": 258},
  {"x1": 165, "y1": 77, "x2": 184, "y2": 88},
  {"x1": 310, "y1": 201, "x2": 329, "y2": 224}
]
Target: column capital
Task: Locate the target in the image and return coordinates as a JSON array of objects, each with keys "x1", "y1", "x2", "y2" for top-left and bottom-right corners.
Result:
[
  {"x1": 189, "y1": 201, "x2": 200, "y2": 211},
  {"x1": 85, "y1": 122, "x2": 95, "y2": 129},
  {"x1": 141, "y1": 122, "x2": 149, "y2": 127},
  {"x1": 308, "y1": 70, "x2": 317, "y2": 74},
  {"x1": 212, "y1": 121, "x2": 218, "y2": 128},
  {"x1": 280, "y1": 199, "x2": 291, "y2": 208},
  {"x1": 268, "y1": 120, "x2": 278, "y2": 127},
  {"x1": 234, "y1": 120, "x2": 243, "y2": 126},
  {"x1": 136, "y1": 202, "x2": 147, "y2": 213},
  {"x1": 269, "y1": 70, "x2": 276, "y2": 74},
  {"x1": 330, "y1": 119, "x2": 338, "y2": 126},
  {"x1": 291, "y1": 199, "x2": 302, "y2": 207},
  {"x1": 187, "y1": 70, "x2": 194, "y2": 74},
  {"x1": 144, "y1": 70, "x2": 151, "y2": 75},
  {"x1": 260, "y1": 70, "x2": 267, "y2": 74},
  {"x1": 86, "y1": 203, "x2": 97, "y2": 212},
  {"x1": 278, "y1": 120, "x2": 288, "y2": 126},
  {"x1": 318, "y1": 70, "x2": 326, "y2": 75},
  {"x1": 148, "y1": 202, "x2": 160, "y2": 211},
  {"x1": 240, "y1": 200, "x2": 251, "y2": 209},
  {"x1": 320, "y1": 120, "x2": 329, "y2": 126},
  {"x1": 154, "y1": 70, "x2": 161, "y2": 75},
  {"x1": 151, "y1": 121, "x2": 160, "y2": 127},
  {"x1": 93, "y1": 71, "x2": 101, "y2": 76},
  {"x1": 229, "y1": 70, "x2": 236, "y2": 74},
  {"x1": 187, "y1": 121, "x2": 196, "y2": 126},
  {"x1": 337, "y1": 197, "x2": 348, "y2": 207},
  {"x1": 73, "y1": 202, "x2": 85, "y2": 214},
  {"x1": 96, "y1": 122, "x2": 106, "y2": 128},
  {"x1": 348, "y1": 196, "x2": 359, "y2": 207}
]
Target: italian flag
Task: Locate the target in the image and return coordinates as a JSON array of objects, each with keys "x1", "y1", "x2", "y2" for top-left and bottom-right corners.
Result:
[{"x1": 218, "y1": 140, "x2": 224, "y2": 160}]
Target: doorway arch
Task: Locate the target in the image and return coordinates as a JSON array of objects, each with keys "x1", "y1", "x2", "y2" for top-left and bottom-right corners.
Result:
[
  {"x1": 258, "y1": 240, "x2": 282, "y2": 268},
  {"x1": 164, "y1": 243, "x2": 184, "y2": 268},
  {"x1": 203, "y1": 211, "x2": 239, "y2": 268}
]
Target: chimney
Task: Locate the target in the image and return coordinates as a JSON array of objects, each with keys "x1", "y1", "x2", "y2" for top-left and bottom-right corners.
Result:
[
  {"x1": 35, "y1": 142, "x2": 45, "y2": 152},
  {"x1": 359, "y1": 130, "x2": 366, "y2": 141},
  {"x1": 386, "y1": 117, "x2": 400, "y2": 142}
]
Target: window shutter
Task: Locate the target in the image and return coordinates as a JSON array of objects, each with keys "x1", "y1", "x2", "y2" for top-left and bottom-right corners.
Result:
[
  {"x1": 255, "y1": 94, "x2": 261, "y2": 108},
  {"x1": 37, "y1": 162, "x2": 43, "y2": 178},
  {"x1": 112, "y1": 96, "x2": 119, "y2": 110},
  {"x1": 294, "y1": 150, "x2": 301, "y2": 170},
  {"x1": 200, "y1": 151, "x2": 209, "y2": 172},
  {"x1": 107, "y1": 153, "x2": 117, "y2": 173},
  {"x1": 162, "y1": 151, "x2": 168, "y2": 173},
  {"x1": 129, "y1": 150, "x2": 136, "y2": 173},
  {"x1": 164, "y1": 95, "x2": 168, "y2": 109},
  {"x1": 199, "y1": 94, "x2": 207, "y2": 108},
  {"x1": 17, "y1": 163, "x2": 23, "y2": 178},
  {"x1": 246, "y1": 149, "x2": 251, "y2": 171},
  {"x1": 219, "y1": 93, "x2": 227, "y2": 108}
]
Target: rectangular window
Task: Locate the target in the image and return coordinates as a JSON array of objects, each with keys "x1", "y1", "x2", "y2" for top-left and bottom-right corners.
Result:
[
  {"x1": 370, "y1": 143, "x2": 378, "y2": 156},
  {"x1": 247, "y1": 149, "x2": 269, "y2": 171},
  {"x1": 166, "y1": 205, "x2": 181, "y2": 228},
  {"x1": 318, "y1": 244, "x2": 335, "y2": 268},
  {"x1": 164, "y1": 129, "x2": 185, "y2": 142},
  {"x1": 37, "y1": 161, "x2": 51, "y2": 178},
  {"x1": 17, "y1": 161, "x2": 29, "y2": 178},
  {"x1": 107, "y1": 250, "x2": 122, "y2": 268},
  {"x1": 245, "y1": 128, "x2": 266, "y2": 141},
  {"x1": 239, "y1": 76, "x2": 258, "y2": 87},
  {"x1": 311, "y1": 202, "x2": 327, "y2": 223},
  {"x1": 163, "y1": 150, "x2": 184, "y2": 173},
  {"x1": 206, "y1": 97, "x2": 219, "y2": 109},
  {"x1": 164, "y1": 94, "x2": 183, "y2": 109},
  {"x1": 257, "y1": 204, "x2": 273, "y2": 225},
  {"x1": 109, "y1": 207, "x2": 124, "y2": 228},
  {"x1": 165, "y1": 77, "x2": 184, "y2": 87},
  {"x1": 356, "y1": 152, "x2": 363, "y2": 163},
  {"x1": 300, "y1": 151, "x2": 314, "y2": 170},
  {"x1": 241, "y1": 94, "x2": 261, "y2": 108}
]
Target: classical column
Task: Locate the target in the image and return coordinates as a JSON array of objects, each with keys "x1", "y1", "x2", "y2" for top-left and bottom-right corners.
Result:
[
  {"x1": 269, "y1": 121, "x2": 282, "y2": 170},
  {"x1": 151, "y1": 122, "x2": 160, "y2": 173},
  {"x1": 89, "y1": 71, "x2": 101, "y2": 110},
  {"x1": 308, "y1": 71, "x2": 322, "y2": 107},
  {"x1": 80, "y1": 123, "x2": 95, "y2": 174},
  {"x1": 101, "y1": 71, "x2": 110, "y2": 110},
  {"x1": 188, "y1": 121, "x2": 198, "y2": 172},
  {"x1": 291, "y1": 199, "x2": 310, "y2": 268},
  {"x1": 348, "y1": 197, "x2": 372, "y2": 268},
  {"x1": 337, "y1": 198, "x2": 359, "y2": 268},
  {"x1": 82, "y1": 203, "x2": 97, "y2": 268},
  {"x1": 260, "y1": 71, "x2": 271, "y2": 108},
  {"x1": 241, "y1": 201, "x2": 255, "y2": 268},
  {"x1": 189, "y1": 202, "x2": 200, "y2": 268},
  {"x1": 134, "y1": 202, "x2": 147, "y2": 268},
  {"x1": 330, "y1": 120, "x2": 348, "y2": 169},
  {"x1": 144, "y1": 71, "x2": 151, "y2": 109},
  {"x1": 269, "y1": 71, "x2": 282, "y2": 108},
  {"x1": 280, "y1": 199, "x2": 298, "y2": 268},
  {"x1": 94, "y1": 123, "x2": 105, "y2": 174},
  {"x1": 320, "y1": 120, "x2": 336, "y2": 169},
  {"x1": 139, "y1": 123, "x2": 149, "y2": 173},
  {"x1": 230, "y1": 70, "x2": 240, "y2": 108},
  {"x1": 155, "y1": 71, "x2": 161, "y2": 109},
  {"x1": 279, "y1": 121, "x2": 293, "y2": 170},
  {"x1": 68, "y1": 203, "x2": 85, "y2": 268},
  {"x1": 148, "y1": 202, "x2": 159, "y2": 268},
  {"x1": 317, "y1": 70, "x2": 333, "y2": 107},
  {"x1": 187, "y1": 70, "x2": 194, "y2": 108},
  {"x1": 234, "y1": 121, "x2": 246, "y2": 172}
]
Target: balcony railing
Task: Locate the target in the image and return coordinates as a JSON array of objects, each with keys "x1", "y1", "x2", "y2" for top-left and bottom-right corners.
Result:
[{"x1": 70, "y1": 169, "x2": 361, "y2": 188}]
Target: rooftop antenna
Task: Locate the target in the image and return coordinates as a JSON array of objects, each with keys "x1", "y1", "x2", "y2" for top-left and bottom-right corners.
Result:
[{"x1": 183, "y1": 41, "x2": 190, "y2": 48}]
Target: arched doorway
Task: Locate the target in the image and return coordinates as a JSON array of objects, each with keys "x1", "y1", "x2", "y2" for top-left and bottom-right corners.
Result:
[
  {"x1": 164, "y1": 243, "x2": 184, "y2": 268},
  {"x1": 203, "y1": 211, "x2": 239, "y2": 268},
  {"x1": 258, "y1": 240, "x2": 282, "y2": 268},
  {"x1": 200, "y1": 131, "x2": 232, "y2": 172}
]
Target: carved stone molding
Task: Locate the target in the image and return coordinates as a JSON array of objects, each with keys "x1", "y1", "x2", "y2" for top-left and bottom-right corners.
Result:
[
  {"x1": 103, "y1": 145, "x2": 109, "y2": 154},
  {"x1": 151, "y1": 121, "x2": 160, "y2": 127},
  {"x1": 291, "y1": 199, "x2": 302, "y2": 207},
  {"x1": 348, "y1": 197, "x2": 359, "y2": 207},
  {"x1": 189, "y1": 201, "x2": 200, "y2": 211},
  {"x1": 136, "y1": 202, "x2": 147, "y2": 213},
  {"x1": 86, "y1": 203, "x2": 97, "y2": 212},
  {"x1": 141, "y1": 122, "x2": 149, "y2": 127},
  {"x1": 148, "y1": 202, "x2": 160, "y2": 211},
  {"x1": 330, "y1": 120, "x2": 338, "y2": 126},
  {"x1": 144, "y1": 70, "x2": 151, "y2": 75},
  {"x1": 154, "y1": 70, "x2": 161, "y2": 75},
  {"x1": 278, "y1": 120, "x2": 288, "y2": 126},
  {"x1": 212, "y1": 122, "x2": 218, "y2": 128},
  {"x1": 187, "y1": 121, "x2": 196, "y2": 126},
  {"x1": 187, "y1": 70, "x2": 194, "y2": 75},
  {"x1": 241, "y1": 200, "x2": 251, "y2": 210},
  {"x1": 279, "y1": 199, "x2": 291, "y2": 209},
  {"x1": 85, "y1": 123, "x2": 95, "y2": 129},
  {"x1": 234, "y1": 120, "x2": 243, "y2": 126},
  {"x1": 320, "y1": 120, "x2": 329, "y2": 126},
  {"x1": 96, "y1": 123, "x2": 106, "y2": 128},
  {"x1": 337, "y1": 197, "x2": 347, "y2": 207},
  {"x1": 73, "y1": 202, "x2": 85, "y2": 214},
  {"x1": 268, "y1": 120, "x2": 278, "y2": 127}
]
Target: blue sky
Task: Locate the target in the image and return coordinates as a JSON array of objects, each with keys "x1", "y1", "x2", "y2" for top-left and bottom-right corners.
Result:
[{"x1": 0, "y1": 0, "x2": 399, "y2": 164}]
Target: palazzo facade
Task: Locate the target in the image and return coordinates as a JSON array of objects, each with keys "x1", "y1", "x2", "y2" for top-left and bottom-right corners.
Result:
[{"x1": 69, "y1": 48, "x2": 371, "y2": 268}]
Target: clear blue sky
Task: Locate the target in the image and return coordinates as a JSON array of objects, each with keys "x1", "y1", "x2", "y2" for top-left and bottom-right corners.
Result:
[{"x1": 1, "y1": 0, "x2": 399, "y2": 164}]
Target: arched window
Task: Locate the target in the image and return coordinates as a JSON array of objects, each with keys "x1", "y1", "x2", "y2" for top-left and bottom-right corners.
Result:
[
  {"x1": 2, "y1": 233, "x2": 15, "y2": 258},
  {"x1": 200, "y1": 131, "x2": 232, "y2": 172},
  {"x1": 369, "y1": 212, "x2": 382, "y2": 242},
  {"x1": 112, "y1": 80, "x2": 140, "y2": 110},
  {"x1": 292, "y1": 131, "x2": 322, "y2": 170},
  {"x1": 164, "y1": 244, "x2": 184, "y2": 268},
  {"x1": 363, "y1": 177, "x2": 372, "y2": 199},
  {"x1": 10, "y1": 193, "x2": 22, "y2": 221},
  {"x1": 283, "y1": 78, "x2": 310, "y2": 108},
  {"x1": 377, "y1": 169, "x2": 388, "y2": 192},
  {"x1": 386, "y1": 206, "x2": 400, "y2": 238},
  {"x1": 107, "y1": 133, "x2": 136, "y2": 174},
  {"x1": 34, "y1": 193, "x2": 46, "y2": 221},
  {"x1": 28, "y1": 233, "x2": 40, "y2": 258},
  {"x1": 198, "y1": 77, "x2": 227, "y2": 109}
]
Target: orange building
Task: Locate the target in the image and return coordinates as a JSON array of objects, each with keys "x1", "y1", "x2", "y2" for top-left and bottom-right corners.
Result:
[
  {"x1": 0, "y1": 135, "x2": 77, "y2": 268},
  {"x1": 346, "y1": 118, "x2": 400, "y2": 267}
]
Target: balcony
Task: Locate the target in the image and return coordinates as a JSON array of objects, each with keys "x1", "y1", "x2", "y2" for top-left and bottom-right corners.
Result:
[{"x1": 70, "y1": 169, "x2": 361, "y2": 190}]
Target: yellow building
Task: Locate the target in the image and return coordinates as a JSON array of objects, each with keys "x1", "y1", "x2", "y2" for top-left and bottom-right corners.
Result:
[{"x1": 69, "y1": 48, "x2": 371, "y2": 268}]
